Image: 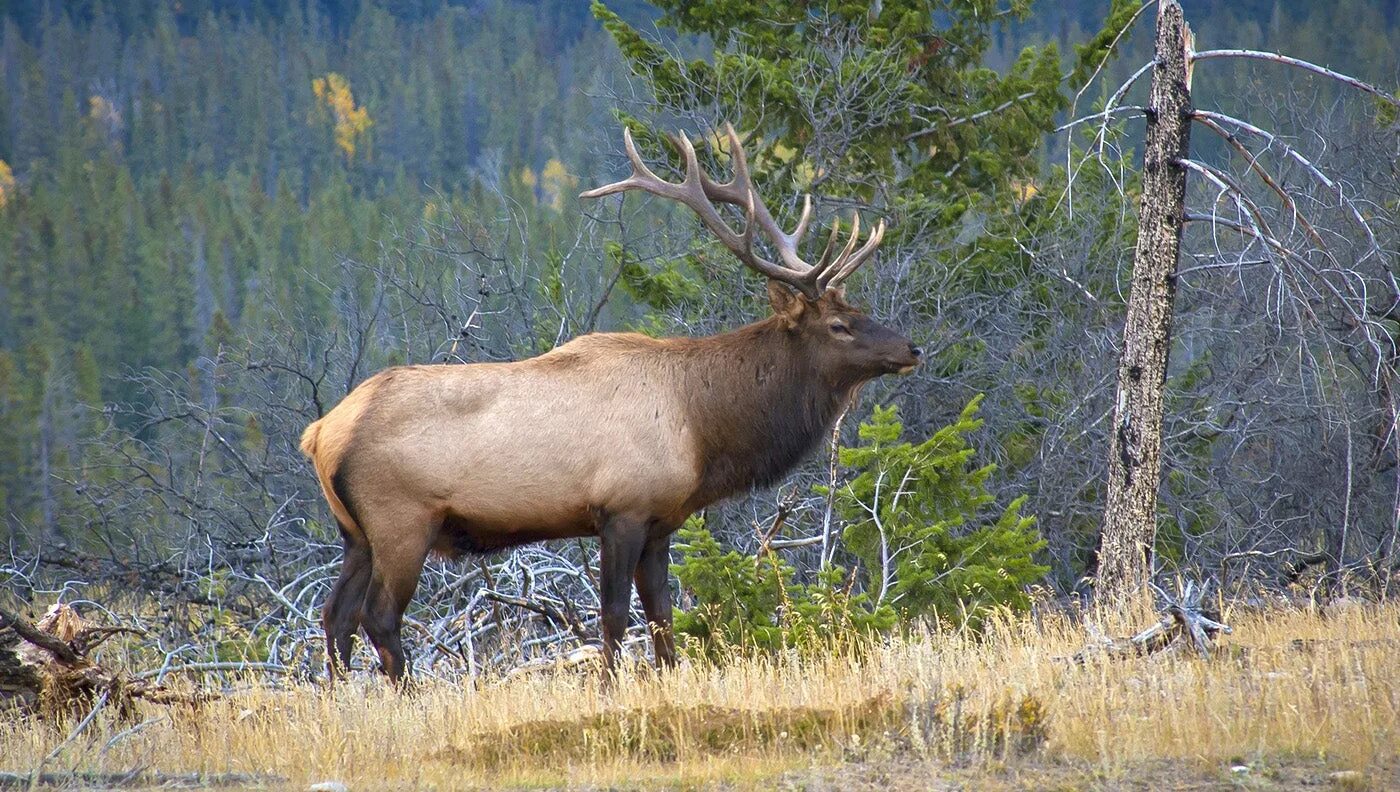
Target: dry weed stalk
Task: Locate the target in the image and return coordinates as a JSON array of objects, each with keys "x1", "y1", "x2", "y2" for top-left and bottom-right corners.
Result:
[{"x1": 1, "y1": 603, "x2": 1396, "y2": 789}]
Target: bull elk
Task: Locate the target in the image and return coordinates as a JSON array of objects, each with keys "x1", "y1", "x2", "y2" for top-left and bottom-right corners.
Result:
[{"x1": 300, "y1": 124, "x2": 920, "y2": 682}]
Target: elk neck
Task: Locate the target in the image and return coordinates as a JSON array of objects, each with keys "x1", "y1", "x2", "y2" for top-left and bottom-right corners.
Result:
[{"x1": 671, "y1": 315, "x2": 856, "y2": 507}]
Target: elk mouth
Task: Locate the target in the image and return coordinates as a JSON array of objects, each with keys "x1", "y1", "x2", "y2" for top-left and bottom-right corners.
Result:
[
  {"x1": 880, "y1": 358, "x2": 920, "y2": 375},
  {"x1": 886, "y1": 344, "x2": 922, "y2": 375}
]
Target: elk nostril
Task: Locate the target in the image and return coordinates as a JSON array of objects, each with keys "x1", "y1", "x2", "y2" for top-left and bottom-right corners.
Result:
[{"x1": 910, "y1": 345, "x2": 922, "y2": 358}]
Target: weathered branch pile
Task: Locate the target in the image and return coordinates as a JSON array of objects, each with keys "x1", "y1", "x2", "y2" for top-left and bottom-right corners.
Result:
[
  {"x1": 1074, "y1": 581, "x2": 1233, "y2": 663},
  {"x1": 0, "y1": 604, "x2": 205, "y2": 719}
]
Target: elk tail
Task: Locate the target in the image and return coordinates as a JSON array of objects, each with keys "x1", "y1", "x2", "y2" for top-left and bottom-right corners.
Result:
[
  {"x1": 299, "y1": 419, "x2": 322, "y2": 458},
  {"x1": 300, "y1": 418, "x2": 368, "y2": 546}
]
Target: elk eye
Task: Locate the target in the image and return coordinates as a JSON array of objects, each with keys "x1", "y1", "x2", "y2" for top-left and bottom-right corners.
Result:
[{"x1": 829, "y1": 321, "x2": 852, "y2": 336}]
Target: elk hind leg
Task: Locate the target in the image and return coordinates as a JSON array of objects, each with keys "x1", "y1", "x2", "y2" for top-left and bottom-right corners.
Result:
[
  {"x1": 358, "y1": 512, "x2": 434, "y2": 685},
  {"x1": 322, "y1": 528, "x2": 371, "y2": 684}
]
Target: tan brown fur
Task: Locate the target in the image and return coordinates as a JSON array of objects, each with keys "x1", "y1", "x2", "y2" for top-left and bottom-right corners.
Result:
[
  {"x1": 306, "y1": 125, "x2": 920, "y2": 683},
  {"x1": 301, "y1": 382, "x2": 378, "y2": 544},
  {"x1": 303, "y1": 289, "x2": 918, "y2": 682}
]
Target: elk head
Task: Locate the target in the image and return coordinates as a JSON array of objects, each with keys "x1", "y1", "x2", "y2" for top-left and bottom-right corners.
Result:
[{"x1": 581, "y1": 124, "x2": 920, "y2": 385}]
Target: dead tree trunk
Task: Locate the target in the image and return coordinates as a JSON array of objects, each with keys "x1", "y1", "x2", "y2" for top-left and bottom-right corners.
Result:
[{"x1": 1096, "y1": 0, "x2": 1194, "y2": 602}]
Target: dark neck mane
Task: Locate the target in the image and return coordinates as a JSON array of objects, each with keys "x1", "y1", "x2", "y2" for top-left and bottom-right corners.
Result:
[{"x1": 670, "y1": 317, "x2": 854, "y2": 508}]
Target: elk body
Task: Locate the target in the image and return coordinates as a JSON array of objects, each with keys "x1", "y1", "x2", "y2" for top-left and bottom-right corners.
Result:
[{"x1": 300, "y1": 126, "x2": 920, "y2": 682}]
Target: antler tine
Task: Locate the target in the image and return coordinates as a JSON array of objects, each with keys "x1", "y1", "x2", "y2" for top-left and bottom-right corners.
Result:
[
  {"x1": 581, "y1": 128, "x2": 751, "y2": 262},
  {"x1": 700, "y1": 123, "x2": 813, "y2": 276},
  {"x1": 823, "y1": 218, "x2": 886, "y2": 290},
  {"x1": 739, "y1": 187, "x2": 761, "y2": 263},
  {"x1": 668, "y1": 131, "x2": 785, "y2": 277},
  {"x1": 813, "y1": 212, "x2": 862, "y2": 282},
  {"x1": 669, "y1": 129, "x2": 823, "y2": 291},
  {"x1": 824, "y1": 219, "x2": 885, "y2": 290},
  {"x1": 579, "y1": 127, "x2": 666, "y2": 199},
  {"x1": 581, "y1": 124, "x2": 888, "y2": 298},
  {"x1": 791, "y1": 194, "x2": 814, "y2": 248},
  {"x1": 671, "y1": 130, "x2": 702, "y2": 186},
  {"x1": 690, "y1": 123, "x2": 751, "y2": 206},
  {"x1": 816, "y1": 217, "x2": 842, "y2": 270}
]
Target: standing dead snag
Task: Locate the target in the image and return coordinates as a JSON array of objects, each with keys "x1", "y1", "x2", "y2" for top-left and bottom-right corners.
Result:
[
  {"x1": 1092, "y1": 1, "x2": 1400, "y2": 602},
  {"x1": 1097, "y1": 0, "x2": 1194, "y2": 601}
]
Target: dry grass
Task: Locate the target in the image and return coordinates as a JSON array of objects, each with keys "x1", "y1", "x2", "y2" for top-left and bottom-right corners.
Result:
[{"x1": 3, "y1": 603, "x2": 1399, "y2": 789}]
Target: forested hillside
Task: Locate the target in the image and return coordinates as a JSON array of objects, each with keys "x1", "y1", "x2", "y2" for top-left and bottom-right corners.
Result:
[
  {"x1": 0, "y1": 0, "x2": 640, "y2": 537},
  {"x1": 2, "y1": 0, "x2": 1396, "y2": 545},
  {"x1": 0, "y1": 0, "x2": 1397, "y2": 661}
]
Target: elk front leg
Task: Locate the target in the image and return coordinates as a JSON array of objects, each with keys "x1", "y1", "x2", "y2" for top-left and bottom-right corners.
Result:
[
  {"x1": 598, "y1": 515, "x2": 647, "y2": 675},
  {"x1": 635, "y1": 533, "x2": 677, "y2": 668}
]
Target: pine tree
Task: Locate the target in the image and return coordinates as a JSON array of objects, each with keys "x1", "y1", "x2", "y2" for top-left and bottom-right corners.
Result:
[
  {"x1": 593, "y1": 0, "x2": 1138, "y2": 234},
  {"x1": 832, "y1": 398, "x2": 1047, "y2": 628}
]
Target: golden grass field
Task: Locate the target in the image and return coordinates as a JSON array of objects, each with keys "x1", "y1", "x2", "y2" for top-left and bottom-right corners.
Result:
[{"x1": 3, "y1": 602, "x2": 1399, "y2": 790}]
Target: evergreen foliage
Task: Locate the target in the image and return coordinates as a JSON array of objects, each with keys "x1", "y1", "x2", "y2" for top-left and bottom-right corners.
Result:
[
  {"x1": 671, "y1": 397, "x2": 1045, "y2": 656},
  {"x1": 0, "y1": 1, "x2": 623, "y2": 540},
  {"x1": 832, "y1": 397, "x2": 1046, "y2": 628},
  {"x1": 593, "y1": 0, "x2": 1085, "y2": 223},
  {"x1": 671, "y1": 516, "x2": 895, "y2": 658}
]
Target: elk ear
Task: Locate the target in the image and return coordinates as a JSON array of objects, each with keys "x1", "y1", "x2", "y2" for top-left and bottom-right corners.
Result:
[{"x1": 766, "y1": 280, "x2": 805, "y2": 324}]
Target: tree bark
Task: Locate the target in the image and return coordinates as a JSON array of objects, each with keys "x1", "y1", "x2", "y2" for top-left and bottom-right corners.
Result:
[{"x1": 1096, "y1": 0, "x2": 1193, "y2": 602}]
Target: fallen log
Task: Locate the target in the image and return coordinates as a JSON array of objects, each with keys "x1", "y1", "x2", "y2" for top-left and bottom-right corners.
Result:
[
  {"x1": 0, "y1": 604, "x2": 209, "y2": 720},
  {"x1": 0, "y1": 631, "x2": 44, "y2": 711},
  {"x1": 1072, "y1": 580, "x2": 1233, "y2": 663}
]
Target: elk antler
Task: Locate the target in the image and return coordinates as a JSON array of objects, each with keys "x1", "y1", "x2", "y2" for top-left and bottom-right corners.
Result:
[{"x1": 581, "y1": 123, "x2": 885, "y2": 299}]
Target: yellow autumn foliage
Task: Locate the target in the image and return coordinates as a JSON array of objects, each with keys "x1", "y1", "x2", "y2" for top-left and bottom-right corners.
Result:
[
  {"x1": 540, "y1": 158, "x2": 577, "y2": 211},
  {"x1": 87, "y1": 95, "x2": 123, "y2": 137},
  {"x1": 312, "y1": 73, "x2": 373, "y2": 159},
  {"x1": 0, "y1": 160, "x2": 13, "y2": 209},
  {"x1": 519, "y1": 159, "x2": 578, "y2": 211}
]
